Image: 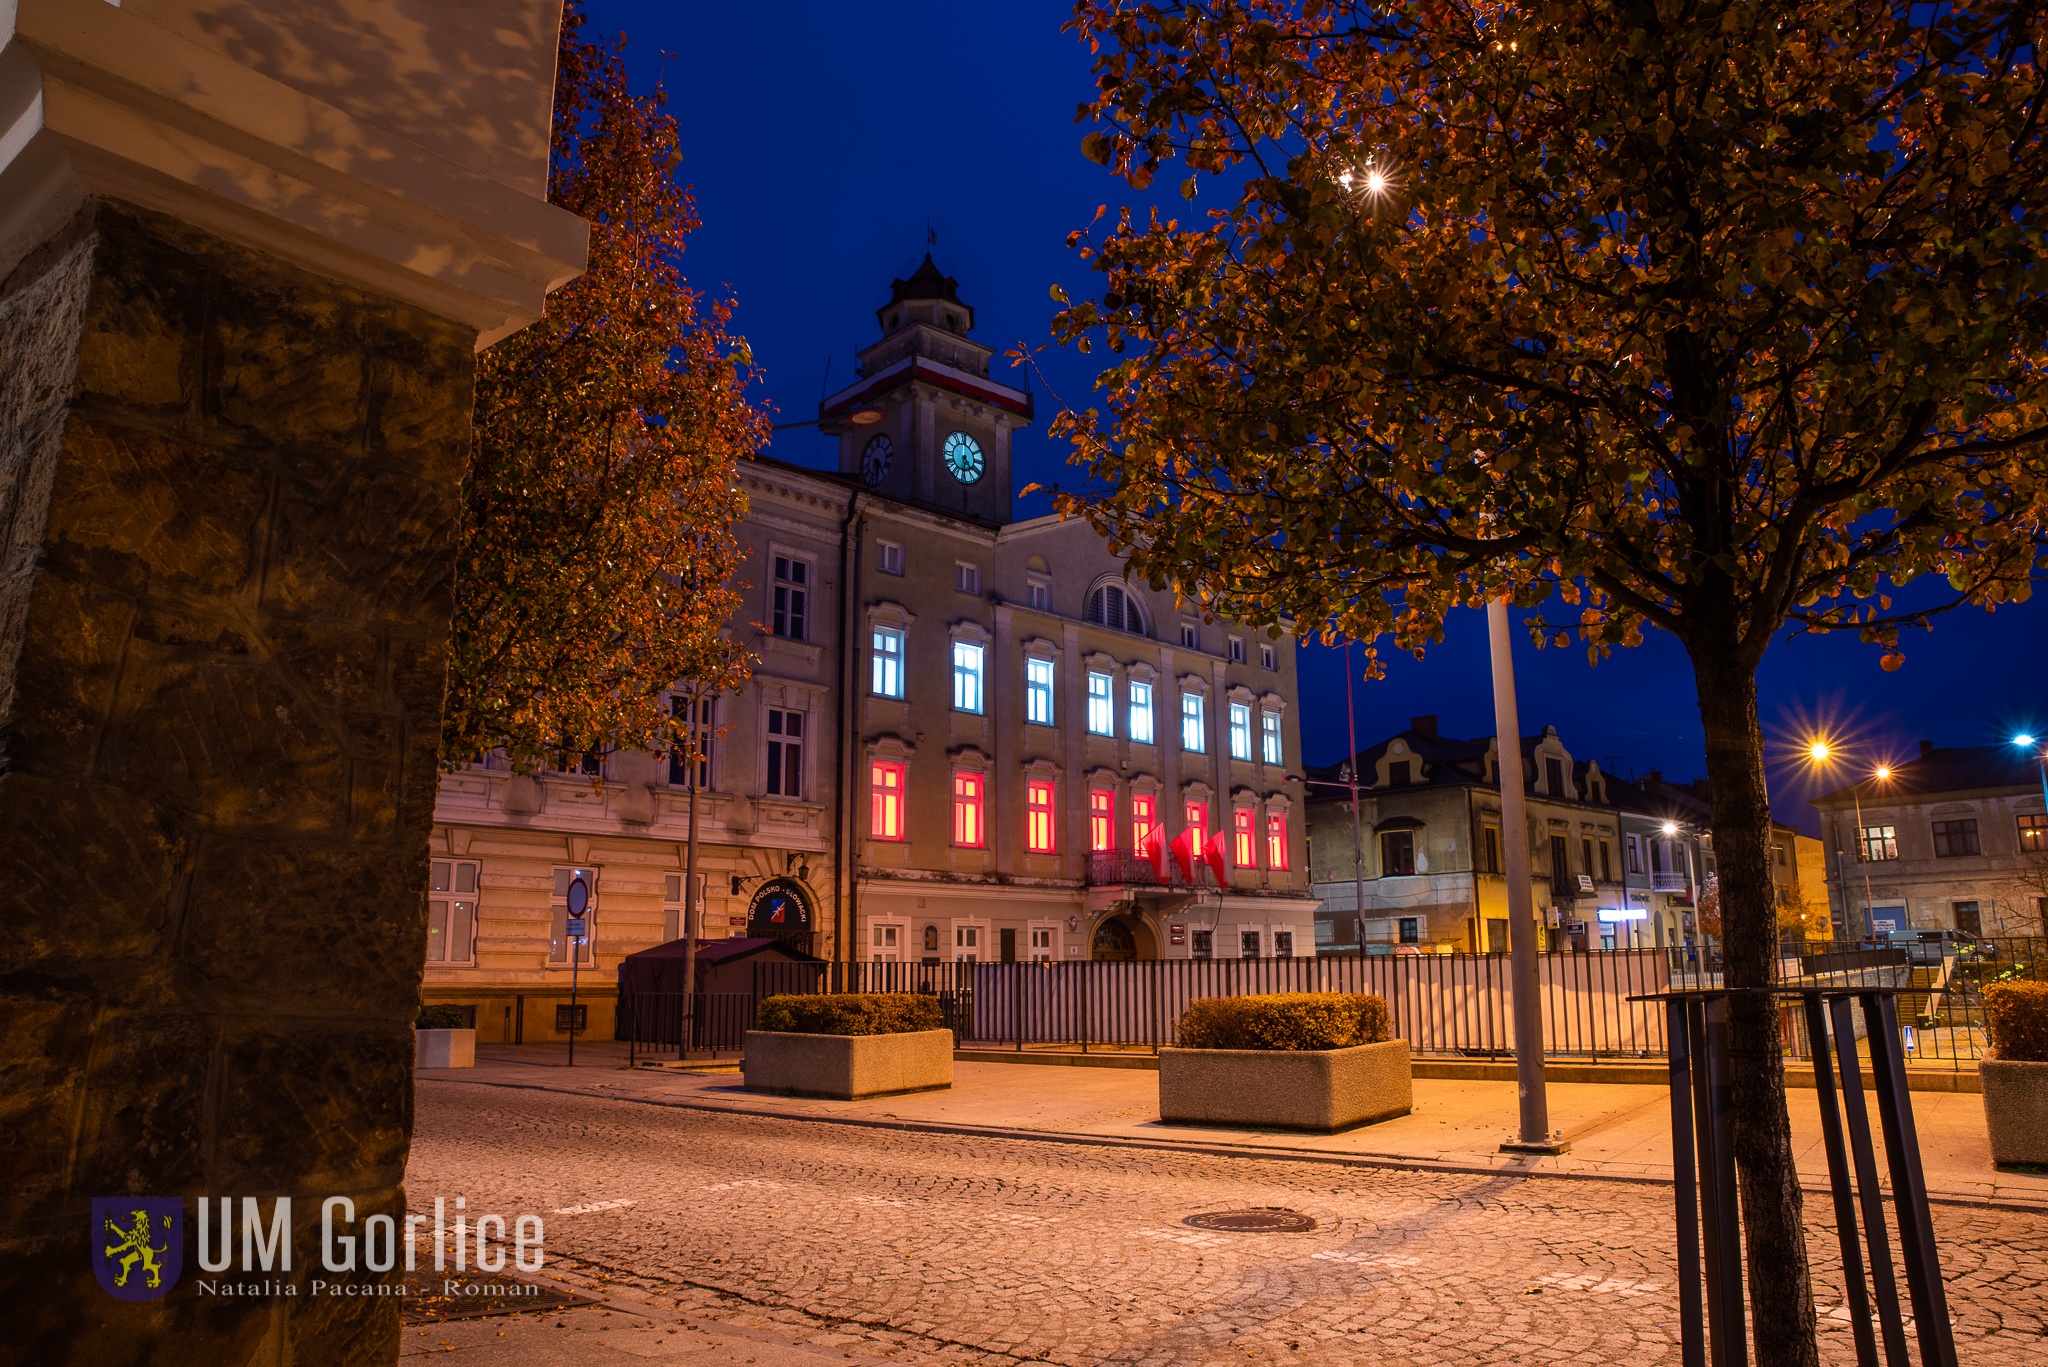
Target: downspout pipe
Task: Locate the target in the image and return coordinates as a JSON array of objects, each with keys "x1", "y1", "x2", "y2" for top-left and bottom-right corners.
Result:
[{"x1": 837, "y1": 491, "x2": 867, "y2": 968}]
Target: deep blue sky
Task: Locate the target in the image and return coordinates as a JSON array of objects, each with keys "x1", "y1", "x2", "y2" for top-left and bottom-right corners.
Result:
[{"x1": 598, "y1": 1, "x2": 2047, "y2": 833}]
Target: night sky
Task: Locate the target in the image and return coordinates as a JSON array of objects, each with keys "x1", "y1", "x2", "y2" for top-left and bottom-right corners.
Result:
[{"x1": 600, "y1": 1, "x2": 2046, "y2": 833}]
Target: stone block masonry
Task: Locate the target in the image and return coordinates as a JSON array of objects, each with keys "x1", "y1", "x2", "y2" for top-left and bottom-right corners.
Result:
[{"x1": 0, "y1": 200, "x2": 474, "y2": 1366}]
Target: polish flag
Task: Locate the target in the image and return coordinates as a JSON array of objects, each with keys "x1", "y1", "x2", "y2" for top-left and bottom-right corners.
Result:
[
  {"x1": 1145, "y1": 825, "x2": 1168, "y2": 880},
  {"x1": 1170, "y1": 828, "x2": 1199, "y2": 883},
  {"x1": 1202, "y1": 831, "x2": 1231, "y2": 885}
]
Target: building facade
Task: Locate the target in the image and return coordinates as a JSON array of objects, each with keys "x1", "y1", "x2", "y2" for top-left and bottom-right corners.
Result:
[
  {"x1": 1812, "y1": 741, "x2": 2048, "y2": 940},
  {"x1": 422, "y1": 257, "x2": 1314, "y2": 1037},
  {"x1": 1305, "y1": 719, "x2": 1732, "y2": 953}
]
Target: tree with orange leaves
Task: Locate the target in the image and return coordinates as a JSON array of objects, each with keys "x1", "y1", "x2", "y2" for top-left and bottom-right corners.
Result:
[
  {"x1": 1048, "y1": 3, "x2": 2048, "y2": 1360},
  {"x1": 444, "y1": 1, "x2": 767, "y2": 774}
]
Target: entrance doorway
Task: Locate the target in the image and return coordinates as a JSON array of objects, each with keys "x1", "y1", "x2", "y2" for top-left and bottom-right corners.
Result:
[{"x1": 1091, "y1": 918, "x2": 1136, "y2": 961}]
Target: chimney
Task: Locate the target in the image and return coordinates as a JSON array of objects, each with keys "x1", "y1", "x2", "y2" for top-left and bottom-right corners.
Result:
[
  {"x1": 1919, "y1": 739, "x2": 1934, "y2": 760},
  {"x1": 1410, "y1": 714, "x2": 1439, "y2": 740},
  {"x1": 1644, "y1": 768, "x2": 1662, "y2": 785}
]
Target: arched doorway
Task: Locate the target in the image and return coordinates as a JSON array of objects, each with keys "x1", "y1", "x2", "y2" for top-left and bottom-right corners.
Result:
[
  {"x1": 747, "y1": 879, "x2": 815, "y2": 954},
  {"x1": 1090, "y1": 914, "x2": 1159, "y2": 961}
]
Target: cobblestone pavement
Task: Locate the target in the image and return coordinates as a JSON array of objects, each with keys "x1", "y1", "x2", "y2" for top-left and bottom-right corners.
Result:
[{"x1": 409, "y1": 1080, "x2": 2048, "y2": 1366}]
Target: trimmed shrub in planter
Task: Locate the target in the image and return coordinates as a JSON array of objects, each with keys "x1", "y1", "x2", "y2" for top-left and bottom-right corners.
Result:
[
  {"x1": 1982, "y1": 981, "x2": 2048, "y2": 1167},
  {"x1": 1161, "y1": 993, "x2": 1408, "y2": 1133},
  {"x1": 745, "y1": 994, "x2": 951, "y2": 1100},
  {"x1": 756, "y1": 993, "x2": 943, "y2": 1036},
  {"x1": 414, "y1": 1005, "x2": 475, "y2": 1069}
]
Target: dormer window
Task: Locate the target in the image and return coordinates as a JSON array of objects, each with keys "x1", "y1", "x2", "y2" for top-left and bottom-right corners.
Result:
[{"x1": 946, "y1": 312, "x2": 958, "y2": 329}]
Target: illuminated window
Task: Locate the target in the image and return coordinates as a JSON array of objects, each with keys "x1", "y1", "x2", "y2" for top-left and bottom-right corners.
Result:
[
  {"x1": 1026, "y1": 779, "x2": 1056, "y2": 853},
  {"x1": 952, "y1": 640, "x2": 984, "y2": 713},
  {"x1": 870, "y1": 761, "x2": 905, "y2": 841},
  {"x1": 1129, "y1": 681, "x2": 1155, "y2": 744},
  {"x1": 1181, "y1": 693, "x2": 1206, "y2": 752},
  {"x1": 871, "y1": 627, "x2": 904, "y2": 698},
  {"x1": 1026, "y1": 657, "x2": 1056, "y2": 725},
  {"x1": 1267, "y1": 812, "x2": 1290, "y2": 870},
  {"x1": 1087, "y1": 671, "x2": 1114, "y2": 736},
  {"x1": 1227, "y1": 702, "x2": 1252, "y2": 760},
  {"x1": 1089, "y1": 789, "x2": 1114, "y2": 852},
  {"x1": 1233, "y1": 807, "x2": 1255, "y2": 868},
  {"x1": 2021, "y1": 814, "x2": 2048, "y2": 853},
  {"x1": 1261, "y1": 711, "x2": 1282, "y2": 765},
  {"x1": 1184, "y1": 801, "x2": 1209, "y2": 850},
  {"x1": 1859, "y1": 825, "x2": 1898, "y2": 861},
  {"x1": 953, "y1": 772, "x2": 984, "y2": 848},
  {"x1": 1132, "y1": 793, "x2": 1159, "y2": 852}
]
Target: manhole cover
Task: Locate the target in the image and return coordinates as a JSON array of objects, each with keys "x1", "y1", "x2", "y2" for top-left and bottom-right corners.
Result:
[{"x1": 1183, "y1": 1208, "x2": 1318, "y2": 1233}]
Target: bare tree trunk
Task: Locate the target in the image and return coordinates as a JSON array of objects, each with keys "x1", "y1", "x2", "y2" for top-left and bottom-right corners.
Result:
[{"x1": 1689, "y1": 638, "x2": 1819, "y2": 1367}]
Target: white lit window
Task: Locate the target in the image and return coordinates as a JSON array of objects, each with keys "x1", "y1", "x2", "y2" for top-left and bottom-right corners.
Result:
[
  {"x1": 1181, "y1": 692, "x2": 1206, "y2": 752},
  {"x1": 953, "y1": 640, "x2": 985, "y2": 713},
  {"x1": 428, "y1": 860, "x2": 479, "y2": 965},
  {"x1": 956, "y1": 563, "x2": 982, "y2": 595},
  {"x1": 1026, "y1": 657, "x2": 1055, "y2": 726},
  {"x1": 1261, "y1": 711, "x2": 1282, "y2": 765},
  {"x1": 1130, "y1": 681, "x2": 1155, "y2": 744},
  {"x1": 1087, "y1": 671, "x2": 1114, "y2": 736},
  {"x1": 1228, "y1": 702, "x2": 1252, "y2": 760},
  {"x1": 872, "y1": 626, "x2": 904, "y2": 698},
  {"x1": 878, "y1": 542, "x2": 904, "y2": 575}
]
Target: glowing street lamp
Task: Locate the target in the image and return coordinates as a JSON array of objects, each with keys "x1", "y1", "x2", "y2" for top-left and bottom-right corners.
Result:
[
  {"x1": 1806, "y1": 742, "x2": 1893, "y2": 941},
  {"x1": 2013, "y1": 733, "x2": 2048, "y2": 816}
]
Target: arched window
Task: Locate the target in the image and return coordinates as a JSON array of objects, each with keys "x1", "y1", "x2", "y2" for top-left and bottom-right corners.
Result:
[{"x1": 1087, "y1": 584, "x2": 1147, "y2": 635}]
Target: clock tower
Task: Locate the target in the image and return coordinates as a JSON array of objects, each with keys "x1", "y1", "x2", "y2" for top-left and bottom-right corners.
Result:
[{"x1": 819, "y1": 254, "x2": 1034, "y2": 525}]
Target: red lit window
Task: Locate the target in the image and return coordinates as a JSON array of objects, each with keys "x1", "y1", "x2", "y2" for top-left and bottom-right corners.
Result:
[
  {"x1": 953, "y1": 772, "x2": 984, "y2": 847},
  {"x1": 1089, "y1": 789, "x2": 1114, "y2": 852},
  {"x1": 1233, "y1": 807, "x2": 1256, "y2": 868},
  {"x1": 871, "y1": 761, "x2": 905, "y2": 841},
  {"x1": 1132, "y1": 793, "x2": 1159, "y2": 851},
  {"x1": 1267, "y1": 811, "x2": 1290, "y2": 870},
  {"x1": 1184, "y1": 801, "x2": 1208, "y2": 850},
  {"x1": 1027, "y1": 779, "x2": 1056, "y2": 853}
]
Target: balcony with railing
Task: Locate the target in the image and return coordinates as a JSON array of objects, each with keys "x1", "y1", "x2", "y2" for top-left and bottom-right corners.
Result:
[
  {"x1": 1085, "y1": 852, "x2": 1219, "y2": 890},
  {"x1": 1651, "y1": 872, "x2": 1690, "y2": 892}
]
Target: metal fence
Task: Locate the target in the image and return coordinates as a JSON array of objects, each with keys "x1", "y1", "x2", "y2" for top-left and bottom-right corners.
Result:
[{"x1": 615, "y1": 938, "x2": 2046, "y2": 1065}]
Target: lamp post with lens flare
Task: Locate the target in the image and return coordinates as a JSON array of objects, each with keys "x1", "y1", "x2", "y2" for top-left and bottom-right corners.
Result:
[
  {"x1": 1807, "y1": 741, "x2": 1892, "y2": 941},
  {"x1": 1337, "y1": 158, "x2": 1560, "y2": 1153},
  {"x1": 2012, "y1": 733, "x2": 2048, "y2": 816}
]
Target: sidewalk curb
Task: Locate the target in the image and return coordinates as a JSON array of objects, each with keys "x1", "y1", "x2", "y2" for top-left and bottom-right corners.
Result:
[{"x1": 423, "y1": 1074, "x2": 2047, "y2": 1216}]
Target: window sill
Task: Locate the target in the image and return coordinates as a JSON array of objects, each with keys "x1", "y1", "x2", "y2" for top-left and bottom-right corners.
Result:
[{"x1": 763, "y1": 636, "x2": 823, "y2": 667}]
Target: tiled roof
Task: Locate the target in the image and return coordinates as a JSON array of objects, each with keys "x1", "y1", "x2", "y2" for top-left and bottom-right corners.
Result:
[{"x1": 1811, "y1": 744, "x2": 2042, "y2": 806}]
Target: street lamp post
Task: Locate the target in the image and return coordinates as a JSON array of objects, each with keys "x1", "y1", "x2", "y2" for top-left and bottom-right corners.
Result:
[
  {"x1": 1809, "y1": 742, "x2": 1890, "y2": 941},
  {"x1": 1342, "y1": 639, "x2": 1367, "y2": 947}
]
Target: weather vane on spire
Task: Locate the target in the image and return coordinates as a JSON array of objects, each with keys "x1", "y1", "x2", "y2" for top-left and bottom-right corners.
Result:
[{"x1": 928, "y1": 224, "x2": 937, "y2": 248}]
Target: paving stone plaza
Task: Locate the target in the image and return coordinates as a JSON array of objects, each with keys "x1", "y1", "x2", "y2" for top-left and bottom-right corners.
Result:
[{"x1": 402, "y1": 1069, "x2": 2048, "y2": 1365}]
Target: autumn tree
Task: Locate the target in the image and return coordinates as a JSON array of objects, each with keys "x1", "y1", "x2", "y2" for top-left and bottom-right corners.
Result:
[
  {"x1": 445, "y1": 0, "x2": 767, "y2": 773},
  {"x1": 1048, "y1": 2, "x2": 2048, "y2": 1359}
]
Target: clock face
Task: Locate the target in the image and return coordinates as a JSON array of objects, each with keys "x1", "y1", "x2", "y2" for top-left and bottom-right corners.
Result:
[
  {"x1": 942, "y1": 431, "x2": 985, "y2": 485},
  {"x1": 860, "y1": 433, "x2": 893, "y2": 487}
]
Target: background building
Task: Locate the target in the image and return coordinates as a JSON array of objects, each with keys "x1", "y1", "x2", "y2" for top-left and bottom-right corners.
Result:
[
  {"x1": 1812, "y1": 741, "x2": 2048, "y2": 939},
  {"x1": 424, "y1": 258, "x2": 1313, "y2": 1036}
]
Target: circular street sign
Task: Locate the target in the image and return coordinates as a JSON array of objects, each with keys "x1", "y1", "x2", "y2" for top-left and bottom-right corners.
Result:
[{"x1": 566, "y1": 876, "x2": 589, "y2": 918}]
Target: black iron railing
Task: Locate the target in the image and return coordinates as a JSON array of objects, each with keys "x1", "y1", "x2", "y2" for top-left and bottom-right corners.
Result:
[{"x1": 1084, "y1": 852, "x2": 1218, "y2": 888}]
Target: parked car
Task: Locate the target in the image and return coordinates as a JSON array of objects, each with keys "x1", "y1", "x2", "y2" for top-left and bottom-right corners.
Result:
[{"x1": 1883, "y1": 928, "x2": 1991, "y2": 964}]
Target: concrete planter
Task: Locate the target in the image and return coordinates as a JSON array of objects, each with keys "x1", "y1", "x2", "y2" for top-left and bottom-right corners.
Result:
[
  {"x1": 743, "y1": 1029, "x2": 954, "y2": 1101},
  {"x1": 1159, "y1": 1038, "x2": 1412, "y2": 1133},
  {"x1": 1982, "y1": 1058, "x2": 2048, "y2": 1167},
  {"x1": 415, "y1": 1028, "x2": 476, "y2": 1069}
]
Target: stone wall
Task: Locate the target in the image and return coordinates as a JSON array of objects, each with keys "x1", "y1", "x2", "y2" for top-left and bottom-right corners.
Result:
[{"x1": 0, "y1": 201, "x2": 473, "y2": 1365}]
